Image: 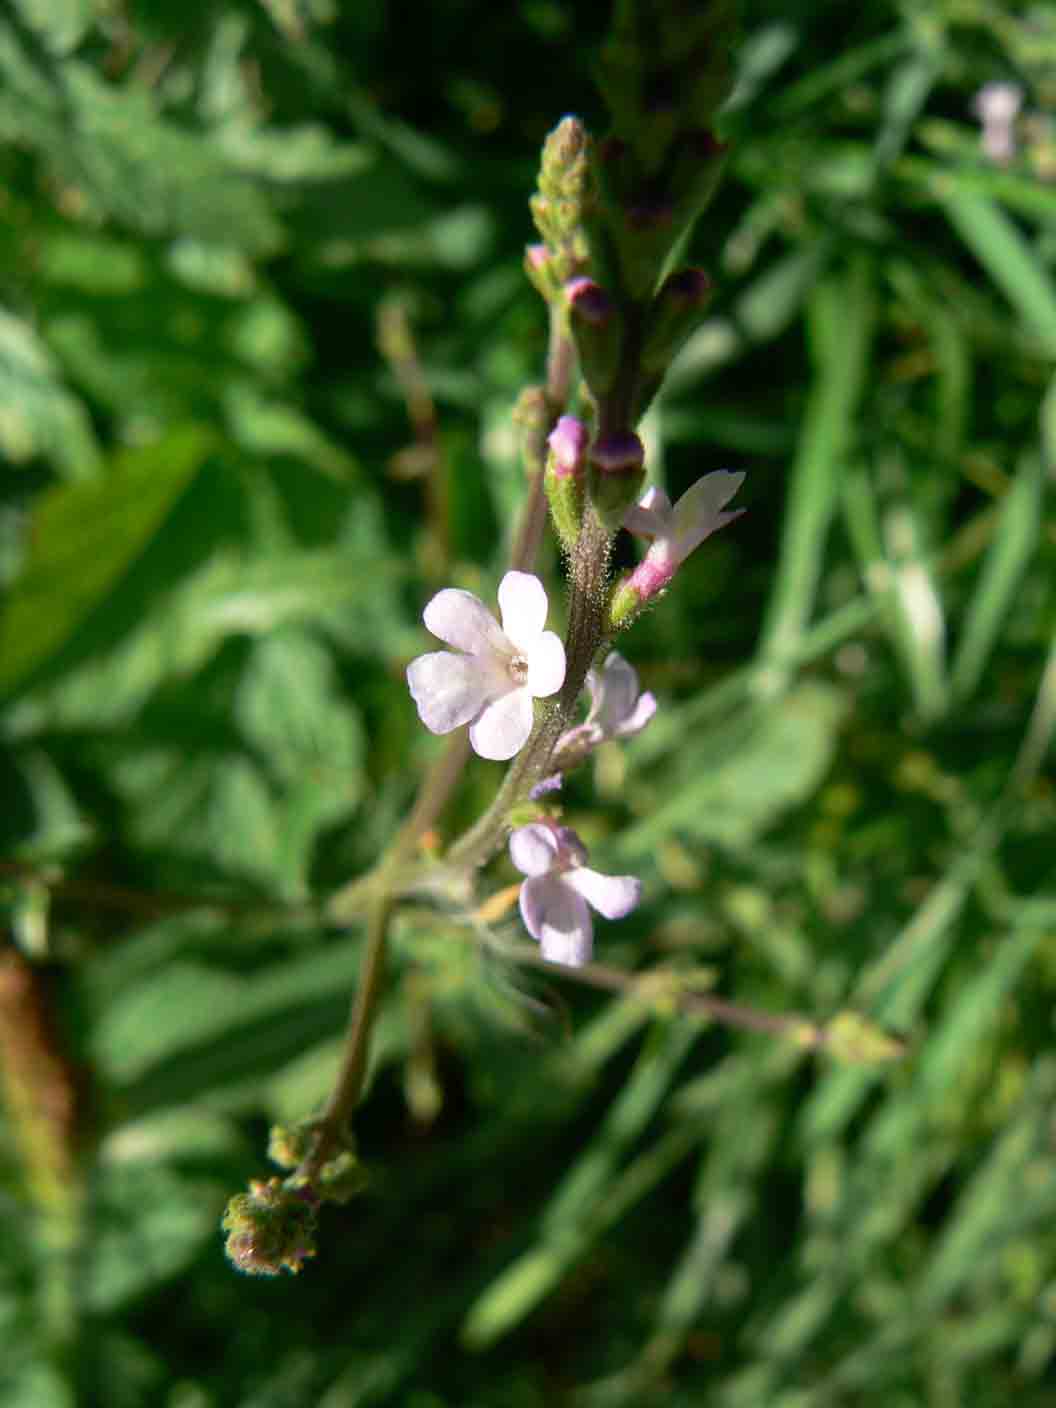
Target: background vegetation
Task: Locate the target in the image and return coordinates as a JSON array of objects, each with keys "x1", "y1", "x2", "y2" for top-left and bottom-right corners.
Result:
[{"x1": 2, "y1": 1, "x2": 1056, "y2": 1403}]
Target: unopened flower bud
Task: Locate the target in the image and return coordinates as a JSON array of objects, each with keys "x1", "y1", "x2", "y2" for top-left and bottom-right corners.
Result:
[
  {"x1": 512, "y1": 385, "x2": 551, "y2": 477},
  {"x1": 636, "y1": 267, "x2": 715, "y2": 416},
  {"x1": 642, "y1": 268, "x2": 713, "y2": 373},
  {"x1": 545, "y1": 414, "x2": 588, "y2": 547},
  {"x1": 548, "y1": 415, "x2": 589, "y2": 476},
  {"x1": 268, "y1": 1121, "x2": 315, "y2": 1170},
  {"x1": 566, "y1": 277, "x2": 621, "y2": 395},
  {"x1": 667, "y1": 128, "x2": 728, "y2": 216},
  {"x1": 607, "y1": 573, "x2": 647, "y2": 631},
  {"x1": 524, "y1": 243, "x2": 557, "y2": 302},
  {"x1": 532, "y1": 117, "x2": 595, "y2": 253},
  {"x1": 315, "y1": 1150, "x2": 369, "y2": 1205},
  {"x1": 222, "y1": 1177, "x2": 317, "y2": 1276},
  {"x1": 565, "y1": 276, "x2": 612, "y2": 326},
  {"x1": 588, "y1": 431, "x2": 646, "y2": 528}
]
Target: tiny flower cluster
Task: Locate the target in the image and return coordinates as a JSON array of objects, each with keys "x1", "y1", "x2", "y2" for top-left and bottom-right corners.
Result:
[{"x1": 405, "y1": 471, "x2": 744, "y2": 965}]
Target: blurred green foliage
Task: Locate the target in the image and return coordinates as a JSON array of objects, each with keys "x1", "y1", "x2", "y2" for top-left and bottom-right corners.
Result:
[{"x1": 2, "y1": 0, "x2": 1056, "y2": 1403}]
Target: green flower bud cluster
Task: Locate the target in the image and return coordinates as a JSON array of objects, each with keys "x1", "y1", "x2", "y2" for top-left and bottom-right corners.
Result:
[
  {"x1": 222, "y1": 1178, "x2": 318, "y2": 1277},
  {"x1": 528, "y1": 116, "x2": 596, "y2": 292},
  {"x1": 223, "y1": 1122, "x2": 368, "y2": 1274}
]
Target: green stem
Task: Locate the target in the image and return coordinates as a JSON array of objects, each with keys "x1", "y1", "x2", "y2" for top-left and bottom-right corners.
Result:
[{"x1": 301, "y1": 891, "x2": 393, "y2": 1178}]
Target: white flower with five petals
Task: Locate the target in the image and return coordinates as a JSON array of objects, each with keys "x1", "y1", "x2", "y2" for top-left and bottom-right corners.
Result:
[
  {"x1": 406, "y1": 571, "x2": 565, "y2": 761},
  {"x1": 510, "y1": 822, "x2": 641, "y2": 967}
]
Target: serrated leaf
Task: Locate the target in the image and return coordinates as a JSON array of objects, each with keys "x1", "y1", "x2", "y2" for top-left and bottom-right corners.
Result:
[{"x1": 0, "y1": 24, "x2": 282, "y2": 253}]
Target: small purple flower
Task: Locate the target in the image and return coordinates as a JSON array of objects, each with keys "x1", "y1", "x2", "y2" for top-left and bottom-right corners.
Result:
[
  {"x1": 510, "y1": 822, "x2": 641, "y2": 967},
  {"x1": 407, "y1": 572, "x2": 565, "y2": 761},
  {"x1": 623, "y1": 471, "x2": 745, "y2": 598}
]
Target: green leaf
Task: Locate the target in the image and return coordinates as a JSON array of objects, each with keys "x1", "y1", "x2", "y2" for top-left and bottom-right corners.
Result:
[
  {"x1": 950, "y1": 455, "x2": 1044, "y2": 703},
  {"x1": 618, "y1": 682, "x2": 847, "y2": 856},
  {"x1": 943, "y1": 188, "x2": 1056, "y2": 357},
  {"x1": 0, "y1": 427, "x2": 212, "y2": 696},
  {"x1": 0, "y1": 25, "x2": 282, "y2": 253},
  {"x1": 758, "y1": 257, "x2": 876, "y2": 679}
]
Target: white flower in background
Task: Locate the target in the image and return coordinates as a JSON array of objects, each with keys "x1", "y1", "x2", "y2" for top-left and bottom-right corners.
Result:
[
  {"x1": 583, "y1": 652, "x2": 657, "y2": 743},
  {"x1": 623, "y1": 470, "x2": 746, "y2": 599},
  {"x1": 509, "y1": 822, "x2": 641, "y2": 967},
  {"x1": 406, "y1": 571, "x2": 565, "y2": 761},
  {"x1": 974, "y1": 81, "x2": 1022, "y2": 165}
]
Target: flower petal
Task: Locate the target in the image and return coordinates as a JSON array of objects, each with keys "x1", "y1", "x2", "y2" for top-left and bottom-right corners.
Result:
[
  {"x1": 423, "y1": 588, "x2": 506, "y2": 655},
  {"x1": 406, "y1": 651, "x2": 491, "y2": 734},
  {"x1": 520, "y1": 876, "x2": 593, "y2": 966},
  {"x1": 469, "y1": 685, "x2": 535, "y2": 760},
  {"x1": 589, "y1": 652, "x2": 639, "y2": 733},
  {"x1": 614, "y1": 690, "x2": 657, "y2": 739},
  {"x1": 497, "y1": 571, "x2": 549, "y2": 650},
  {"x1": 671, "y1": 471, "x2": 745, "y2": 559},
  {"x1": 524, "y1": 630, "x2": 565, "y2": 697},
  {"x1": 509, "y1": 823, "x2": 560, "y2": 878},
  {"x1": 623, "y1": 485, "x2": 672, "y2": 539},
  {"x1": 565, "y1": 865, "x2": 641, "y2": 920}
]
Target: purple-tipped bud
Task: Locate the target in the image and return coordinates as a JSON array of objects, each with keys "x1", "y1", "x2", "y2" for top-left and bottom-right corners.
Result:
[
  {"x1": 526, "y1": 243, "x2": 549, "y2": 272},
  {"x1": 659, "y1": 267, "x2": 713, "y2": 307},
  {"x1": 639, "y1": 267, "x2": 715, "y2": 388},
  {"x1": 591, "y1": 431, "x2": 645, "y2": 477},
  {"x1": 588, "y1": 431, "x2": 647, "y2": 528},
  {"x1": 547, "y1": 415, "x2": 589, "y2": 478},
  {"x1": 566, "y1": 277, "x2": 615, "y2": 327}
]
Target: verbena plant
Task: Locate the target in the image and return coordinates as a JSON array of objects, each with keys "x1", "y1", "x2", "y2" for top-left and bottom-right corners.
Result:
[{"x1": 1, "y1": 1, "x2": 1055, "y2": 1404}]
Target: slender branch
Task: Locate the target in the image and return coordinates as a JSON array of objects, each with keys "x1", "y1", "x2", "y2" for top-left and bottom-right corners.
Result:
[{"x1": 299, "y1": 891, "x2": 394, "y2": 1179}]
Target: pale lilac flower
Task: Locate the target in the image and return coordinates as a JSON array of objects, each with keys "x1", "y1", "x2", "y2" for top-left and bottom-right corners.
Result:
[
  {"x1": 584, "y1": 652, "x2": 657, "y2": 742},
  {"x1": 510, "y1": 823, "x2": 641, "y2": 966},
  {"x1": 623, "y1": 470, "x2": 745, "y2": 600},
  {"x1": 544, "y1": 652, "x2": 656, "y2": 785},
  {"x1": 975, "y1": 81, "x2": 1022, "y2": 165},
  {"x1": 406, "y1": 572, "x2": 565, "y2": 761}
]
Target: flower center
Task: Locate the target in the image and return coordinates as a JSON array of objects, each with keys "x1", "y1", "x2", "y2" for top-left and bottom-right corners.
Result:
[{"x1": 508, "y1": 653, "x2": 530, "y2": 684}]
